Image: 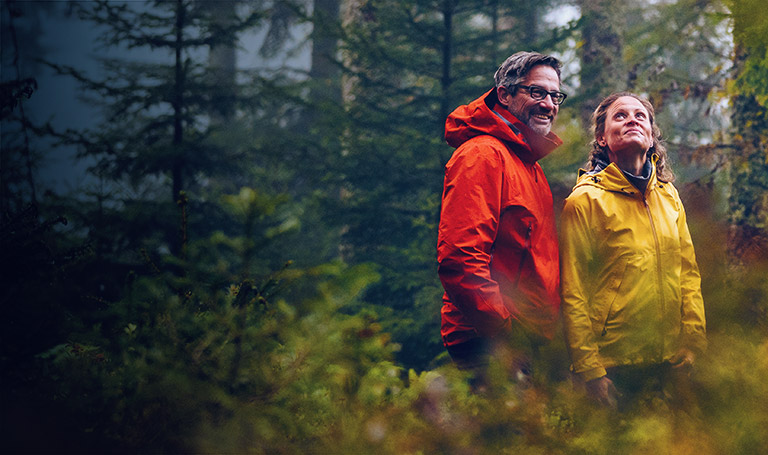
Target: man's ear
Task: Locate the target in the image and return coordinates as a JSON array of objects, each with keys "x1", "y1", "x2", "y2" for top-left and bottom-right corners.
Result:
[{"x1": 496, "y1": 86, "x2": 511, "y2": 108}]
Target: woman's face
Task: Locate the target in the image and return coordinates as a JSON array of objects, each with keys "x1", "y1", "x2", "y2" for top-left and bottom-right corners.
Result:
[{"x1": 598, "y1": 96, "x2": 653, "y2": 157}]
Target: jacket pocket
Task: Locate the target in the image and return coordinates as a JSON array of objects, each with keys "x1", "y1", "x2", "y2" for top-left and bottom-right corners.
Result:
[
  {"x1": 590, "y1": 257, "x2": 629, "y2": 338},
  {"x1": 512, "y1": 221, "x2": 533, "y2": 288}
]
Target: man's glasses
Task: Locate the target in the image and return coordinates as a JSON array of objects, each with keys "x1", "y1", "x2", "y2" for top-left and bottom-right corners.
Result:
[{"x1": 514, "y1": 84, "x2": 567, "y2": 105}]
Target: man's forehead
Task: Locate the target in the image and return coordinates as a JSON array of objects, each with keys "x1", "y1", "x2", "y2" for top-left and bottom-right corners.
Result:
[{"x1": 521, "y1": 65, "x2": 560, "y2": 87}]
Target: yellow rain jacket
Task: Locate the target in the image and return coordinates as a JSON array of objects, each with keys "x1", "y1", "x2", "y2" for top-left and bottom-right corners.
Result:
[{"x1": 560, "y1": 157, "x2": 706, "y2": 381}]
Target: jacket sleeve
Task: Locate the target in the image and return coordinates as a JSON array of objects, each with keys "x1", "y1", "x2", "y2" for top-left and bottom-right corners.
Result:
[
  {"x1": 437, "y1": 143, "x2": 510, "y2": 338},
  {"x1": 560, "y1": 193, "x2": 606, "y2": 381},
  {"x1": 675, "y1": 194, "x2": 707, "y2": 354}
]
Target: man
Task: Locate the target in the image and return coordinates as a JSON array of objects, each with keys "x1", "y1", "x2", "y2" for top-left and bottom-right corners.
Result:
[{"x1": 437, "y1": 52, "x2": 566, "y2": 380}]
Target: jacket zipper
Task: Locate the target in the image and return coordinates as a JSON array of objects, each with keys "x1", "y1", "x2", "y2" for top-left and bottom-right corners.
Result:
[
  {"x1": 643, "y1": 196, "x2": 665, "y2": 362},
  {"x1": 513, "y1": 222, "x2": 532, "y2": 287}
]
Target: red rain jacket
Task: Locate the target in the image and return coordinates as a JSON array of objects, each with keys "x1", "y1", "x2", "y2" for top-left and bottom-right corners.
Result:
[{"x1": 438, "y1": 88, "x2": 562, "y2": 347}]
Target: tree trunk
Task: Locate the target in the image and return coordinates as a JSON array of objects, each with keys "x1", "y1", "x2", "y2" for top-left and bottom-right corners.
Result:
[
  {"x1": 205, "y1": 0, "x2": 238, "y2": 124},
  {"x1": 172, "y1": 0, "x2": 186, "y2": 257},
  {"x1": 578, "y1": 0, "x2": 626, "y2": 127},
  {"x1": 307, "y1": 0, "x2": 341, "y2": 127}
]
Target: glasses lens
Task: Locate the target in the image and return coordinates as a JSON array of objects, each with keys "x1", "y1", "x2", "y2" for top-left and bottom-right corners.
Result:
[
  {"x1": 529, "y1": 87, "x2": 547, "y2": 100},
  {"x1": 527, "y1": 86, "x2": 565, "y2": 105},
  {"x1": 519, "y1": 85, "x2": 565, "y2": 105}
]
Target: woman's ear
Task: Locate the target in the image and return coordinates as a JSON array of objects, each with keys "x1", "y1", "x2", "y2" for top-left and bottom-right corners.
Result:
[{"x1": 597, "y1": 136, "x2": 606, "y2": 147}]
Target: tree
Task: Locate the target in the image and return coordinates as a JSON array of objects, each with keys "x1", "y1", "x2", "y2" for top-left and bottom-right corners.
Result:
[
  {"x1": 0, "y1": 0, "x2": 51, "y2": 214},
  {"x1": 575, "y1": 0, "x2": 628, "y2": 126},
  {"x1": 573, "y1": 0, "x2": 733, "y2": 153},
  {"x1": 725, "y1": 0, "x2": 768, "y2": 265},
  {"x1": 203, "y1": 1, "x2": 238, "y2": 124},
  {"x1": 42, "y1": 0, "x2": 263, "y2": 274}
]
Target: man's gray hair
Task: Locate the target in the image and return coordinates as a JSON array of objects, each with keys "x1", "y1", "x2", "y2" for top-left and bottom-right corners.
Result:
[{"x1": 494, "y1": 51, "x2": 562, "y2": 91}]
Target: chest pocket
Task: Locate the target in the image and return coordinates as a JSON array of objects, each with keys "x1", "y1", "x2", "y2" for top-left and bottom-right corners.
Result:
[
  {"x1": 647, "y1": 188, "x2": 683, "y2": 254},
  {"x1": 494, "y1": 205, "x2": 536, "y2": 287}
]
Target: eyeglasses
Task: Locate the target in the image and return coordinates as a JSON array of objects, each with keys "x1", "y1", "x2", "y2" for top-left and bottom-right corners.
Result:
[{"x1": 513, "y1": 84, "x2": 567, "y2": 105}]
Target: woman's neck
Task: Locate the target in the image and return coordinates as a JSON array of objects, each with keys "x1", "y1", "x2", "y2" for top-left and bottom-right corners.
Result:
[{"x1": 609, "y1": 151, "x2": 646, "y2": 176}]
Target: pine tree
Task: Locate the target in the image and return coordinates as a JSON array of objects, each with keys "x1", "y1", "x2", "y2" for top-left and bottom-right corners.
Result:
[
  {"x1": 576, "y1": 0, "x2": 628, "y2": 126},
  {"x1": 44, "y1": 0, "x2": 262, "y2": 269},
  {"x1": 0, "y1": 0, "x2": 50, "y2": 214}
]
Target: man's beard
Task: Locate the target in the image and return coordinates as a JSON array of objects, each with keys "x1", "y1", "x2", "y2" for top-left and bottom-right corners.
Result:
[
  {"x1": 527, "y1": 119, "x2": 551, "y2": 136},
  {"x1": 509, "y1": 105, "x2": 553, "y2": 136},
  {"x1": 524, "y1": 109, "x2": 553, "y2": 136}
]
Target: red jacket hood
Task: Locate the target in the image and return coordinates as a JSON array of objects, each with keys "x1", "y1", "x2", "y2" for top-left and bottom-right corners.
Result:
[{"x1": 445, "y1": 88, "x2": 563, "y2": 162}]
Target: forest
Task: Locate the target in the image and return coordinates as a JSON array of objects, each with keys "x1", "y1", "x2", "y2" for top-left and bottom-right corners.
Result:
[{"x1": 1, "y1": 0, "x2": 766, "y2": 453}]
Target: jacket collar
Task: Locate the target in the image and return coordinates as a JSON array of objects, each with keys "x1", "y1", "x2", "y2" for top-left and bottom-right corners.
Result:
[{"x1": 576, "y1": 154, "x2": 660, "y2": 196}]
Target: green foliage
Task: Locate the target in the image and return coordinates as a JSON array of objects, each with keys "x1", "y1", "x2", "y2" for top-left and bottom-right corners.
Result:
[
  {"x1": 12, "y1": 185, "x2": 761, "y2": 454},
  {"x1": 0, "y1": 205, "x2": 88, "y2": 372},
  {"x1": 725, "y1": 0, "x2": 768, "y2": 233},
  {"x1": 729, "y1": 0, "x2": 768, "y2": 113},
  {"x1": 15, "y1": 188, "x2": 390, "y2": 453}
]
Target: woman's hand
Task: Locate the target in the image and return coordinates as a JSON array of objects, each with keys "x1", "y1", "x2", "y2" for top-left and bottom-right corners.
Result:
[
  {"x1": 585, "y1": 375, "x2": 618, "y2": 410},
  {"x1": 670, "y1": 347, "x2": 696, "y2": 370}
]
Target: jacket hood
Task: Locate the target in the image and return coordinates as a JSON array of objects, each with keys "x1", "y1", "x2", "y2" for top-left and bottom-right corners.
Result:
[
  {"x1": 445, "y1": 88, "x2": 563, "y2": 162},
  {"x1": 574, "y1": 155, "x2": 659, "y2": 195}
]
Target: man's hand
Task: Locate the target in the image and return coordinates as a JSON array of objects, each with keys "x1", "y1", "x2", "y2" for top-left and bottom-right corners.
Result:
[
  {"x1": 669, "y1": 347, "x2": 695, "y2": 370},
  {"x1": 585, "y1": 375, "x2": 618, "y2": 410}
]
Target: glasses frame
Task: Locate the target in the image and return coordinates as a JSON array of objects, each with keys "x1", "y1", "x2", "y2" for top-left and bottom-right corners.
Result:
[{"x1": 513, "y1": 84, "x2": 567, "y2": 105}]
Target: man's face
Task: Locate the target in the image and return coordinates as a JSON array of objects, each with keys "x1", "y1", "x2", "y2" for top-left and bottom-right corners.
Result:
[{"x1": 499, "y1": 65, "x2": 560, "y2": 136}]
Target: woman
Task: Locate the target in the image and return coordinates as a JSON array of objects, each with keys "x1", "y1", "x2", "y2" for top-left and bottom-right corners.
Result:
[{"x1": 560, "y1": 92, "x2": 707, "y2": 410}]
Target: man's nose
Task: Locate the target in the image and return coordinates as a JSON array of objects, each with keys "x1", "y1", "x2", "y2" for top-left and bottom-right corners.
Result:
[{"x1": 539, "y1": 94, "x2": 557, "y2": 110}]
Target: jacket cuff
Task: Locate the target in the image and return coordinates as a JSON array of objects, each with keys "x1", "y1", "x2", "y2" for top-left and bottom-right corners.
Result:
[
  {"x1": 580, "y1": 367, "x2": 607, "y2": 382},
  {"x1": 681, "y1": 333, "x2": 708, "y2": 356}
]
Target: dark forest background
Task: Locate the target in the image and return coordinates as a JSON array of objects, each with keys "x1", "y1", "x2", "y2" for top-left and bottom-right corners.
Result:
[{"x1": 1, "y1": 0, "x2": 766, "y2": 453}]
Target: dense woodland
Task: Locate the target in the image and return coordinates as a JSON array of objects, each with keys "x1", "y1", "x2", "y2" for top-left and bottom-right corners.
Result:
[{"x1": 1, "y1": 0, "x2": 767, "y2": 453}]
